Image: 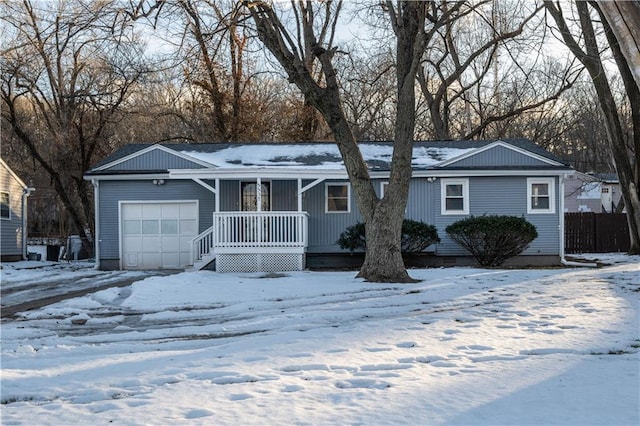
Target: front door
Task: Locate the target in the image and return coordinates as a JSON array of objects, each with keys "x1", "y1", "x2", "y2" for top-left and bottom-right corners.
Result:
[
  {"x1": 240, "y1": 182, "x2": 270, "y2": 242},
  {"x1": 241, "y1": 182, "x2": 271, "y2": 211}
]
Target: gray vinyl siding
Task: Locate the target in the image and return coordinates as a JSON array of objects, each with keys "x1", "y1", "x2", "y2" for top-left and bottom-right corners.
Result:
[
  {"x1": 106, "y1": 150, "x2": 206, "y2": 171},
  {"x1": 446, "y1": 145, "x2": 551, "y2": 168},
  {"x1": 305, "y1": 178, "x2": 438, "y2": 253},
  {"x1": 272, "y1": 180, "x2": 297, "y2": 211},
  {"x1": 0, "y1": 163, "x2": 25, "y2": 258},
  {"x1": 434, "y1": 176, "x2": 560, "y2": 256},
  {"x1": 97, "y1": 180, "x2": 215, "y2": 262},
  {"x1": 220, "y1": 180, "x2": 239, "y2": 211},
  {"x1": 305, "y1": 180, "x2": 363, "y2": 253}
]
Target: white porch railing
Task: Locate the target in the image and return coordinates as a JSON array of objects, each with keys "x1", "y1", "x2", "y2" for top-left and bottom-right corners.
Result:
[
  {"x1": 213, "y1": 211, "x2": 308, "y2": 249},
  {"x1": 190, "y1": 212, "x2": 309, "y2": 269}
]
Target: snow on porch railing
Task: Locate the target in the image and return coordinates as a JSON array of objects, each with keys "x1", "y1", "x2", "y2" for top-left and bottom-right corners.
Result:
[
  {"x1": 213, "y1": 211, "x2": 308, "y2": 248},
  {"x1": 191, "y1": 225, "x2": 214, "y2": 266}
]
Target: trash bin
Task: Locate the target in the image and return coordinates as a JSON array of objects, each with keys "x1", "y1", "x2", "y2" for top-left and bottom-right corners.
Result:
[
  {"x1": 27, "y1": 252, "x2": 41, "y2": 261},
  {"x1": 46, "y1": 245, "x2": 59, "y2": 261}
]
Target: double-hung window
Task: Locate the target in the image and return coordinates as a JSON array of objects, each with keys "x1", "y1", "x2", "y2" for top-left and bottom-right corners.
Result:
[
  {"x1": 441, "y1": 179, "x2": 469, "y2": 215},
  {"x1": 326, "y1": 183, "x2": 350, "y2": 213},
  {"x1": 0, "y1": 191, "x2": 9, "y2": 220},
  {"x1": 527, "y1": 177, "x2": 555, "y2": 214}
]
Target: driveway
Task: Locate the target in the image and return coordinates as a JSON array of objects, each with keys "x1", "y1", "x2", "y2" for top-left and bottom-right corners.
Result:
[{"x1": 1, "y1": 262, "x2": 175, "y2": 319}]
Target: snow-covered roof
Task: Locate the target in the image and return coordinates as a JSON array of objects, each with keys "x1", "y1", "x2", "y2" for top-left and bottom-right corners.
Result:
[{"x1": 177, "y1": 143, "x2": 474, "y2": 170}]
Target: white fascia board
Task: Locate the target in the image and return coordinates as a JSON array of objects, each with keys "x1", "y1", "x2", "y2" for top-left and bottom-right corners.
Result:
[
  {"x1": 92, "y1": 144, "x2": 216, "y2": 172},
  {"x1": 0, "y1": 158, "x2": 28, "y2": 189},
  {"x1": 412, "y1": 169, "x2": 574, "y2": 178},
  {"x1": 168, "y1": 168, "x2": 350, "y2": 180},
  {"x1": 83, "y1": 172, "x2": 170, "y2": 181},
  {"x1": 435, "y1": 140, "x2": 565, "y2": 168}
]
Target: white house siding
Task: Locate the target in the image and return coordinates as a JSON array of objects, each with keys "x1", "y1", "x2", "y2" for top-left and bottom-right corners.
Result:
[
  {"x1": 0, "y1": 161, "x2": 26, "y2": 260},
  {"x1": 97, "y1": 180, "x2": 215, "y2": 270},
  {"x1": 434, "y1": 176, "x2": 560, "y2": 256}
]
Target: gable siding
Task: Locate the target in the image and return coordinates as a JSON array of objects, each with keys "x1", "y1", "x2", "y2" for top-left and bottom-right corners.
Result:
[
  {"x1": 97, "y1": 180, "x2": 215, "y2": 262},
  {"x1": 445, "y1": 145, "x2": 551, "y2": 168},
  {"x1": 0, "y1": 162, "x2": 25, "y2": 257},
  {"x1": 434, "y1": 176, "x2": 560, "y2": 256},
  {"x1": 105, "y1": 150, "x2": 206, "y2": 171}
]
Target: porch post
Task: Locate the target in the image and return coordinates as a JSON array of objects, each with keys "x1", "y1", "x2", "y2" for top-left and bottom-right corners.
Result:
[
  {"x1": 298, "y1": 178, "x2": 302, "y2": 212},
  {"x1": 215, "y1": 178, "x2": 220, "y2": 213},
  {"x1": 256, "y1": 177, "x2": 262, "y2": 212}
]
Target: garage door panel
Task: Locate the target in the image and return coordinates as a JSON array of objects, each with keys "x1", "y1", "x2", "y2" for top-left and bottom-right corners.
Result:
[
  {"x1": 123, "y1": 236, "x2": 142, "y2": 252},
  {"x1": 121, "y1": 201, "x2": 198, "y2": 270},
  {"x1": 162, "y1": 253, "x2": 180, "y2": 268},
  {"x1": 125, "y1": 253, "x2": 139, "y2": 267},
  {"x1": 162, "y1": 203, "x2": 180, "y2": 217},
  {"x1": 142, "y1": 236, "x2": 161, "y2": 252},
  {"x1": 141, "y1": 252, "x2": 161, "y2": 268},
  {"x1": 122, "y1": 204, "x2": 142, "y2": 219},
  {"x1": 142, "y1": 203, "x2": 162, "y2": 218},
  {"x1": 161, "y1": 236, "x2": 180, "y2": 251}
]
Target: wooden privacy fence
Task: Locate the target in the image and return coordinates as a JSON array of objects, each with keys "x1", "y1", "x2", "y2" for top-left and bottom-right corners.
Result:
[{"x1": 565, "y1": 213, "x2": 630, "y2": 253}]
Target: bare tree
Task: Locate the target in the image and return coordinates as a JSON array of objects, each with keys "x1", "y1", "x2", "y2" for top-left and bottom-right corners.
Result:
[
  {"x1": 244, "y1": 1, "x2": 425, "y2": 282},
  {"x1": 1, "y1": 0, "x2": 149, "y2": 250},
  {"x1": 545, "y1": 1, "x2": 640, "y2": 254},
  {"x1": 414, "y1": 0, "x2": 578, "y2": 141},
  {"x1": 597, "y1": 1, "x2": 640, "y2": 89}
]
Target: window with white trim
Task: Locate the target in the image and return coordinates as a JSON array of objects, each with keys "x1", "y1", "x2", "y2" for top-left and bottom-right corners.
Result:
[
  {"x1": 0, "y1": 191, "x2": 9, "y2": 219},
  {"x1": 326, "y1": 183, "x2": 350, "y2": 213},
  {"x1": 441, "y1": 178, "x2": 469, "y2": 215},
  {"x1": 527, "y1": 177, "x2": 555, "y2": 214}
]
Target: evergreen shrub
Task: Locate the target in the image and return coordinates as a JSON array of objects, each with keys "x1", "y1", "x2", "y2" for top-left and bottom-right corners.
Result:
[
  {"x1": 445, "y1": 215, "x2": 538, "y2": 267},
  {"x1": 337, "y1": 220, "x2": 440, "y2": 253}
]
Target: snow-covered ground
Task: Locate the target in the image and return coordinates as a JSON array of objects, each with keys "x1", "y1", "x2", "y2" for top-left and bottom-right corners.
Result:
[{"x1": 1, "y1": 255, "x2": 639, "y2": 425}]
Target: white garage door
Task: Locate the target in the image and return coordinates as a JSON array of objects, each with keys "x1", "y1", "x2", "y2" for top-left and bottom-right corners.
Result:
[{"x1": 121, "y1": 201, "x2": 198, "y2": 269}]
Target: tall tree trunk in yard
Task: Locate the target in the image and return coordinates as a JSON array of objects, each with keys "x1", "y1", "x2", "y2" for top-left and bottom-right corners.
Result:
[
  {"x1": 545, "y1": 1, "x2": 640, "y2": 254},
  {"x1": 246, "y1": 1, "x2": 425, "y2": 282},
  {"x1": 358, "y1": 2, "x2": 425, "y2": 282}
]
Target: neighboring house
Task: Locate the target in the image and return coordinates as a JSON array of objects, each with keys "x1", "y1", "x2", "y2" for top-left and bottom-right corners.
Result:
[
  {"x1": 0, "y1": 158, "x2": 33, "y2": 262},
  {"x1": 564, "y1": 171, "x2": 623, "y2": 213},
  {"x1": 84, "y1": 139, "x2": 574, "y2": 272}
]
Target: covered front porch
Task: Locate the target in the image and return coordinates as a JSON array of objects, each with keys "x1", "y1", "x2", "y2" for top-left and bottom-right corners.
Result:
[
  {"x1": 181, "y1": 173, "x2": 341, "y2": 272},
  {"x1": 191, "y1": 211, "x2": 309, "y2": 272}
]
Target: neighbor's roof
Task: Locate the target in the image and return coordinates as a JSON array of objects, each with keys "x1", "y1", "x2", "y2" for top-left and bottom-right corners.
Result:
[{"x1": 88, "y1": 139, "x2": 570, "y2": 173}]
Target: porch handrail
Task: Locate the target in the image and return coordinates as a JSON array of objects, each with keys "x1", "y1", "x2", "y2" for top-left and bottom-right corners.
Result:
[
  {"x1": 191, "y1": 225, "x2": 214, "y2": 265},
  {"x1": 213, "y1": 211, "x2": 308, "y2": 249}
]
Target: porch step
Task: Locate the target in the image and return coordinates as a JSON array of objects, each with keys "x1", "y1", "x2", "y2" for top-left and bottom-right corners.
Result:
[{"x1": 189, "y1": 253, "x2": 216, "y2": 271}]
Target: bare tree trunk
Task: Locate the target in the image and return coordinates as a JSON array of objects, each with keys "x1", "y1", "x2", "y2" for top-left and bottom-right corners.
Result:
[
  {"x1": 357, "y1": 1, "x2": 425, "y2": 282},
  {"x1": 545, "y1": 1, "x2": 640, "y2": 253},
  {"x1": 246, "y1": 1, "x2": 425, "y2": 282},
  {"x1": 598, "y1": 1, "x2": 640, "y2": 90}
]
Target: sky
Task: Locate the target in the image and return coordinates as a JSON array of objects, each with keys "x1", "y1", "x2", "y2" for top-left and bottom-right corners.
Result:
[{"x1": 1, "y1": 253, "x2": 639, "y2": 425}]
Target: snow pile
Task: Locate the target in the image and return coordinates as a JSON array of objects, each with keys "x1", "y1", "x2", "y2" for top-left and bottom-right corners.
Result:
[{"x1": 1, "y1": 255, "x2": 639, "y2": 425}]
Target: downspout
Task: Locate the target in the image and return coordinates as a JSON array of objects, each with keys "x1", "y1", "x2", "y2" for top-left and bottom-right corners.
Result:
[
  {"x1": 21, "y1": 187, "x2": 34, "y2": 260},
  {"x1": 559, "y1": 173, "x2": 598, "y2": 268},
  {"x1": 92, "y1": 179, "x2": 100, "y2": 269}
]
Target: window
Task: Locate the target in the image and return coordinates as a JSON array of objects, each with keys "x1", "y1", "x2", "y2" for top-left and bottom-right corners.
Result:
[
  {"x1": 441, "y1": 179, "x2": 469, "y2": 215},
  {"x1": 0, "y1": 191, "x2": 9, "y2": 219},
  {"x1": 527, "y1": 177, "x2": 555, "y2": 214},
  {"x1": 326, "y1": 183, "x2": 350, "y2": 213}
]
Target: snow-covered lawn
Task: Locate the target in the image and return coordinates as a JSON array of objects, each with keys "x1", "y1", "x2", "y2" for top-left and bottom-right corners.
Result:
[{"x1": 1, "y1": 255, "x2": 639, "y2": 425}]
